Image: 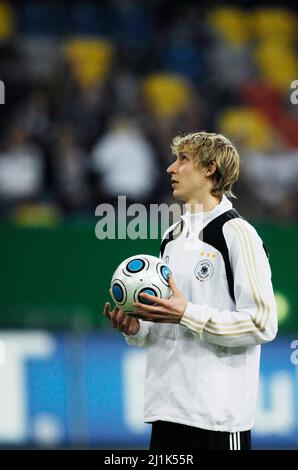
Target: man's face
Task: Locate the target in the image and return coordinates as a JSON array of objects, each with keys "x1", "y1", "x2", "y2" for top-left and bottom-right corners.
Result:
[{"x1": 167, "y1": 150, "x2": 209, "y2": 203}]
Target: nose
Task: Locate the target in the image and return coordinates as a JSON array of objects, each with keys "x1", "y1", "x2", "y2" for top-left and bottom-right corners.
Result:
[{"x1": 167, "y1": 160, "x2": 177, "y2": 174}]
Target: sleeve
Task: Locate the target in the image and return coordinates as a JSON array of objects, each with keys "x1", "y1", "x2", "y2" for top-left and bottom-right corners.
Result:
[
  {"x1": 123, "y1": 318, "x2": 153, "y2": 348},
  {"x1": 180, "y1": 218, "x2": 278, "y2": 347}
]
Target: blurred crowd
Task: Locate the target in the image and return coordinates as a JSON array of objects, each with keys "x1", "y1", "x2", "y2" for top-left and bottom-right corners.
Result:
[{"x1": 0, "y1": 0, "x2": 298, "y2": 223}]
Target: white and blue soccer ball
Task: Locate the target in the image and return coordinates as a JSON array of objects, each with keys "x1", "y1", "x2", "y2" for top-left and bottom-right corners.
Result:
[{"x1": 110, "y1": 254, "x2": 172, "y2": 315}]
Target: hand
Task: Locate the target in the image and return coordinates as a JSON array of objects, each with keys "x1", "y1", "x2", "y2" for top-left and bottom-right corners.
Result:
[
  {"x1": 103, "y1": 302, "x2": 140, "y2": 335},
  {"x1": 133, "y1": 275, "x2": 187, "y2": 323}
]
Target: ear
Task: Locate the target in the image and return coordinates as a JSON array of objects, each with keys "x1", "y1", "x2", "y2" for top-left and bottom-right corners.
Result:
[{"x1": 205, "y1": 160, "x2": 217, "y2": 177}]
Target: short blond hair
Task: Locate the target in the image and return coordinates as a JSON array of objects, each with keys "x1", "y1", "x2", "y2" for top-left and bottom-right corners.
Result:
[{"x1": 171, "y1": 131, "x2": 240, "y2": 199}]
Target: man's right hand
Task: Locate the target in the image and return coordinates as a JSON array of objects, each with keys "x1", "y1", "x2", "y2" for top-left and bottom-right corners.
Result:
[{"x1": 103, "y1": 302, "x2": 140, "y2": 335}]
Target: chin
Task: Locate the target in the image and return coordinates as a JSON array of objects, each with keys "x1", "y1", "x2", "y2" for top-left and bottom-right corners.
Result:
[{"x1": 172, "y1": 189, "x2": 186, "y2": 202}]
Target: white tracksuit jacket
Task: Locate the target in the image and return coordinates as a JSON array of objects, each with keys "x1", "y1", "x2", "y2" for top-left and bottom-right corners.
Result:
[{"x1": 125, "y1": 196, "x2": 278, "y2": 432}]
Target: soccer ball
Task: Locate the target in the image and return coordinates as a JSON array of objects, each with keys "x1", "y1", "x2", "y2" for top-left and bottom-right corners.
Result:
[{"x1": 110, "y1": 254, "x2": 172, "y2": 315}]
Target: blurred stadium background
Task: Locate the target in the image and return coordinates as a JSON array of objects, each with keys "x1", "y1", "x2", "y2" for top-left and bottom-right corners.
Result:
[{"x1": 0, "y1": 0, "x2": 298, "y2": 449}]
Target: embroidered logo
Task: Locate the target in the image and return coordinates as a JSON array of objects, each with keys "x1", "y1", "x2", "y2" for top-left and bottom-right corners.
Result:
[{"x1": 195, "y1": 259, "x2": 214, "y2": 282}]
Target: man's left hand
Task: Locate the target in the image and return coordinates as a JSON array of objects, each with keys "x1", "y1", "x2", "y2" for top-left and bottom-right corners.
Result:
[{"x1": 132, "y1": 275, "x2": 187, "y2": 323}]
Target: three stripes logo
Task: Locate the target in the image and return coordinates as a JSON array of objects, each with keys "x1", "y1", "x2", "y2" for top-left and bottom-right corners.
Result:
[{"x1": 229, "y1": 432, "x2": 241, "y2": 450}]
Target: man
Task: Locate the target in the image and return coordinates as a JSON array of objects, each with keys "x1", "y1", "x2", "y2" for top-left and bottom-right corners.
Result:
[{"x1": 103, "y1": 132, "x2": 278, "y2": 450}]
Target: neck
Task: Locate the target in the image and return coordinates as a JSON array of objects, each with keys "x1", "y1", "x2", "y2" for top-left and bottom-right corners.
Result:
[{"x1": 185, "y1": 194, "x2": 221, "y2": 213}]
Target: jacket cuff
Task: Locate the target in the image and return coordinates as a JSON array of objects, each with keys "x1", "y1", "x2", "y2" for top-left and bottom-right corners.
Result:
[{"x1": 180, "y1": 302, "x2": 211, "y2": 335}]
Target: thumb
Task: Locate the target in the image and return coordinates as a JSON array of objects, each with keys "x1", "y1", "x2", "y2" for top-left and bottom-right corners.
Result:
[{"x1": 168, "y1": 274, "x2": 180, "y2": 294}]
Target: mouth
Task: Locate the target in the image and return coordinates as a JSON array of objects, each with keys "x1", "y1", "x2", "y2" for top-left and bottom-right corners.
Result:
[{"x1": 171, "y1": 180, "x2": 178, "y2": 187}]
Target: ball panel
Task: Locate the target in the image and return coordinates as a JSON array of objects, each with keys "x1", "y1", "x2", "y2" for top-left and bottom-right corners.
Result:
[
  {"x1": 112, "y1": 283, "x2": 124, "y2": 302},
  {"x1": 156, "y1": 262, "x2": 172, "y2": 287},
  {"x1": 111, "y1": 278, "x2": 127, "y2": 306},
  {"x1": 126, "y1": 258, "x2": 145, "y2": 273},
  {"x1": 137, "y1": 287, "x2": 157, "y2": 305},
  {"x1": 161, "y1": 265, "x2": 171, "y2": 281}
]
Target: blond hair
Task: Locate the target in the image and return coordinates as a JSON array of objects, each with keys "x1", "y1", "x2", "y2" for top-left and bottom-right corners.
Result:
[{"x1": 171, "y1": 131, "x2": 240, "y2": 199}]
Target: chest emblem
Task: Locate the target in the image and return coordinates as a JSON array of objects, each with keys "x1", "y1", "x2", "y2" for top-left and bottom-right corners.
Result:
[{"x1": 195, "y1": 259, "x2": 214, "y2": 282}]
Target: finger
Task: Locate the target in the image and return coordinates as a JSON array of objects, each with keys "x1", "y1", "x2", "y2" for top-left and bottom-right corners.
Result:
[
  {"x1": 127, "y1": 317, "x2": 140, "y2": 334},
  {"x1": 127, "y1": 312, "x2": 144, "y2": 320},
  {"x1": 133, "y1": 309, "x2": 163, "y2": 319},
  {"x1": 134, "y1": 308, "x2": 168, "y2": 319},
  {"x1": 168, "y1": 275, "x2": 179, "y2": 293},
  {"x1": 103, "y1": 302, "x2": 111, "y2": 319},
  {"x1": 138, "y1": 293, "x2": 168, "y2": 307},
  {"x1": 110, "y1": 305, "x2": 120, "y2": 317},
  {"x1": 105, "y1": 303, "x2": 120, "y2": 318},
  {"x1": 134, "y1": 314, "x2": 152, "y2": 322},
  {"x1": 111, "y1": 306, "x2": 121, "y2": 328},
  {"x1": 114, "y1": 309, "x2": 126, "y2": 330},
  {"x1": 133, "y1": 301, "x2": 168, "y2": 313},
  {"x1": 134, "y1": 312, "x2": 175, "y2": 323},
  {"x1": 122, "y1": 315, "x2": 133, "y2": 334},
  {"x1": 121, "y1": 315, "x2": 130, "y2": 333}
]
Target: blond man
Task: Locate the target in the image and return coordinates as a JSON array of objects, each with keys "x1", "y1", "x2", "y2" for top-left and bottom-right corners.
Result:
[{"x1": 104, "y1": 132, "x2": 278, "y2": 450}]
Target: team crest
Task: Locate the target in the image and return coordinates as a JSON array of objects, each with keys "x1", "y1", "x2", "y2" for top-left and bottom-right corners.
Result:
[{"x1": 195, "y1": 259, "x2": 214, "y2": 282}]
